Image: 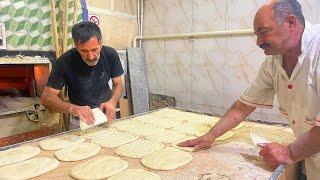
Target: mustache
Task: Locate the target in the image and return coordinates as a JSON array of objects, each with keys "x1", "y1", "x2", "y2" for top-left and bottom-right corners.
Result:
[{"x1": 260, "y1": 43, "x2": 270, "y2": 49}]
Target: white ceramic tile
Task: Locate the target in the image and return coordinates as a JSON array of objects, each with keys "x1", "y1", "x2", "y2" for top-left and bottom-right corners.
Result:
[
  {"x1": 164, "y1": 0, "x2": 193, "y2": 26},
  {"x1": 317, "y1": 1, "x2": 320, "y2": 23},
  {"x1": 145, "y1": 51, "x2": 165, "y2": 95},
  {"x1": 165, "y1": 51, "x2": 192, "y2": 66},
  {"x1": 164, "y1": 63, "x2": 191, "y2": 104},
  {"x1": 191, "y1": 65, "x2": 223, "y2": 107},
  {"x1": 222, "y1": 92, "x2": 242, "y2": 109},
  {"x1": 142, "y1": 26, "x2": 164, "y2": 52},
  {"x1": 192, "y1": 39, "x2": 226, "y2": 67},
  {"x1": 247, "y1": 110, "x2": 262, "y2": 121},
  {"x1": 260, "y1": 112, "x2": 288, "y2": 125},
  {"x1": 226, "y1": 0, "x2": 265, "y2": 29},
  {"x1": 190, "y1": 103, "x2": 224, "y2": 115},
  {"x1": 176, "y1": 100, "x2": 192, "y2": 111},
  {"x1": 224, "y1": 36, "x2": 265, "y2": 108},
  {"x1": 144, "y1": 0, "x2": 164, "y2": 27},
  {"x1": 192, "y1": 0, "x2": 226, "y2": 32},
  {"x1": 165, "y1": 39, "x2": 192, "y2": 54},
  {"x1": 143, "y1": 25, "x2": 163, "y2": 36},
  {"x1": 143, "y1": 40, "x2": 165, "y2": 55}
]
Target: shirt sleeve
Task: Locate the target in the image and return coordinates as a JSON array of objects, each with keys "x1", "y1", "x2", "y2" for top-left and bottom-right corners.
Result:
[
  {"x1": 46, "y1": 59, "x2": 67, "y2": 90},
  {"x1": 239, "y1": 57, "x2": 276, "y2": 108},
  {"x1": 109, "y1": 48, "x2": 124, "y2": 78},
  {"x1": 316, "y1": 52, "x2": 320, "y2": 126}
]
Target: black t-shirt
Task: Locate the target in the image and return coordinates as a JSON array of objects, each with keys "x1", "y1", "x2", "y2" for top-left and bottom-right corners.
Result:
[{"x1": 47, "y1": 46, "x2": 124, "y2": 108}]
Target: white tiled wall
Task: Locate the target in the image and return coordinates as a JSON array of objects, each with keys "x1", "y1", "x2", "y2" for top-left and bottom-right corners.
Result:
[{"x1": 143, "y1": 0, "x2": 319, "y2": 124}]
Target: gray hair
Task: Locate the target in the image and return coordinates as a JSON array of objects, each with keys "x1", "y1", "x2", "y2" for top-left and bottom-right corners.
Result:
[
  {"x1": 273, "y1": 0, "x2": 305, "y2": 27},
  {"x1": 71, "y1": 21, "x2": 103, "y2": 44}
]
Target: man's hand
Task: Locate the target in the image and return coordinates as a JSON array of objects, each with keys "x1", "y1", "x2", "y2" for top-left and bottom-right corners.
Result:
[
  {"x1": 69, "y1": 105, "x2": 95, "y2": 125},
  {"x1": 259, "y1": 142, "x2": 296, "y2": 169},
  {"x1": 178, "y1": 134, "x2": 215, "y2": 150},
  {"x1": 100, "y1": 100, "x2": 116, "y2": 124}
]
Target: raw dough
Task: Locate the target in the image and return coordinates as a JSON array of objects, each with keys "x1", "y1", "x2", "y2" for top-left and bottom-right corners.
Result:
[
  {"x1": 108, "y1": 169, "x2": 161, "y2": 180},
  {"x1": 140, "y1": 117, "x2": 183, "y2": 128},
  {"x1": 39, "y1": 135, "x2": 85, "y2": 151},
  {"x1": 124, "y1": 123, "x2": 163, "y2": 136},
  {"x1": 146, "y1": 129, "x2": 187, "y2": 143},
  {"x1": 110, "y1": 120, "x2": 142, "y2": 131},
  {"x1": 0, "y1": 146, "x2": 40, "y2": 167},
  {"x1": 91, "y1": 131, "x2": 138, "y2": 148},
  {"x1": 115, "y1": 139, "x2": 164, "y2": 158},
  {"x1": 71, "y1": 155, "x2": 128, "y2": 179},
  {"x1": 141, "y1": 147, "x2": 193, "y2": 170},
  {"x1": 80, "y1": 108, "x2": 108, "y2": 130},
  {"x1": 195, "y1": 125, "x2": 212, "y2": 137},
  {"x1": 81, "y1": 128, "x2": 119, "y2": 140},
  {"x1": 215, "y1": 131, "x2": 234, "y2": 141},
  {"x1": 54, "y1": 142, "x2": 100, "y2": 161},
  {"x1": 173, "y1": 123, "x2": 209, "y2": 135},
  {"x1": 0, "y1": 157, "x2": 59, "y2": 179},
  {"x1": 232, "y1": 123, "x2": 244, "y2": 130}
]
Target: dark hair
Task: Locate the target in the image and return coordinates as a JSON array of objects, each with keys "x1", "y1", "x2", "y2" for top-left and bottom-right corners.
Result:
[
  {"x1": 273, "y1": 0, "x2": 305, "y2": 27},
  {"x1": 71, "y1": 21, "x2": 102, "y2": 44}
]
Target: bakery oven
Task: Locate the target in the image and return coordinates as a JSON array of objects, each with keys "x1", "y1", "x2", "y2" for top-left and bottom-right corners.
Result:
[{"x1": 0, "y1": 53, "x2": 61, "y2": 147}]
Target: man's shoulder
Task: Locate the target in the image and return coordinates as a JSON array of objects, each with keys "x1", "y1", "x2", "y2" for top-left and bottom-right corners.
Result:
[
  {"x1": 259, "y1": 55, "x2": 281, "y2": 73},
  {"x1": 101, "y1": 45, "x2": 117, "y2": 55},
  {"x1": 58, "y1": 48, "x2": 78, "y2": 61}
]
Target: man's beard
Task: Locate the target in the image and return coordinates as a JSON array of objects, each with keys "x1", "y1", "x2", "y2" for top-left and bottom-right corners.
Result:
[{"x1": 82, "y1": 57, "x2": 99, "y2": 66}]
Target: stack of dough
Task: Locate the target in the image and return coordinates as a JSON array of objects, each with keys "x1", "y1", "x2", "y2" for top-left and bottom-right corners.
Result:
[{"x1": 80, "y1": 108, "x2": 108, "y2": 130}]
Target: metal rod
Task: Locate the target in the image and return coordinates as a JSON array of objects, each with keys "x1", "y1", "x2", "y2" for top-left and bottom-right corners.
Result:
[
  {"x1": 269, "y1": 164, "x2": 286, "y2": 180},
  {"x1": 133, "y1": 29, "x2": 254, "y2": 47},
  {"x1": 138, "y1": 0, "x2": 144, "y2": 48}
]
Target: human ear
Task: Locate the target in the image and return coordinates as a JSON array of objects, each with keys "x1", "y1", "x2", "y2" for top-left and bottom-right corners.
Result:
[{"x1": 285, "y1": 15, "x2": 297, "y2": 28}]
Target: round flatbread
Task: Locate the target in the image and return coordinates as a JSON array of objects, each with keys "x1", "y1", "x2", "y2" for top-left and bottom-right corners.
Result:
[
  {"x1": 108, "y1": 169, "x2": 161, "y2": 180},
  {"x1": 0, "y1": 146, "x2": 40, "y2": 167},
  {"x1": 39, "y1": 135, "x2": 85, "y2": 151},
  {"x1": 0, "y1": 157, "x2": 59, "y2": 180},
  {"x1": 141, "y1": 147, "x2": 193, "y2": 170},
  {"x1": 54, "y1": 142, "x2": 100, "y2": 161},
  {"x1": 215, "y1": 131, "x2": 234, "y2": 141},
  {"x1": 232, "y1": 123, "x2": 244, "y2": 130},
  {"x1": 115, "y1": 139, "x2": 164, "y2": 159},
  {"x1": 71, "y1": 155, "x2": 128, "y2": 179}
]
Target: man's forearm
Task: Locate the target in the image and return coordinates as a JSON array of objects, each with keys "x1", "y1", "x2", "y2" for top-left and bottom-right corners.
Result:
[
  {"x1": 41, "y1": 93, "x2": 75, "y2": 115},
  {"x1": 108, "y1": 83, "x2": 123, "y2": 105},
  {"x1": 289, "y1": 126, "x2": 320, "y2": 161},
  {"x1": 209, "y1": 100, "x2": 256, "y2": 139}
]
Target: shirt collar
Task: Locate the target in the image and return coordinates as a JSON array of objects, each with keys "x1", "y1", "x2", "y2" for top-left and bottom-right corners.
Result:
[{"x1": 301, "y1": 21, "x2": 319, "y2": 55}]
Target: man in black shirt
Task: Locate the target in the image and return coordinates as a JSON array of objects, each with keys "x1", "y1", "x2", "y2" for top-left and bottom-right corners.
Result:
[{"x1": 41, "y1": 21, "x2": 124, "y2": 129}]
